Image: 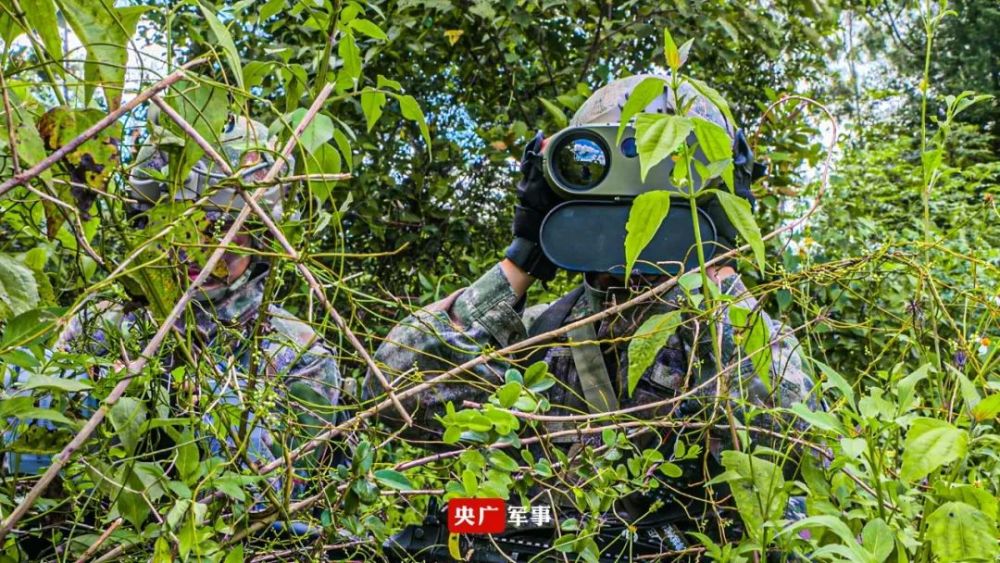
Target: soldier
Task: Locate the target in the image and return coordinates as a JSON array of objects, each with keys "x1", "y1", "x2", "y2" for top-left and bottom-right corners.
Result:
[
  {"x1": 2, "y1": 115, "x2": 344, "y2": 558},
  {"x1": 367, "y1": 76, "x2": 819, "y2": 560}
]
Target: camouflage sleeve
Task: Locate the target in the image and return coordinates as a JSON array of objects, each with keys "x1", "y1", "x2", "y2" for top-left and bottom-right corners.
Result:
[
  {"x1": 262, "y1": 305, "x2": 344, "y2": 430},
  {"x1": 699, "y1": 275, "x2": 817, "y2": 454},
  {"x1": 367, "y1": 264, "x2": 527, "y2": 439}
]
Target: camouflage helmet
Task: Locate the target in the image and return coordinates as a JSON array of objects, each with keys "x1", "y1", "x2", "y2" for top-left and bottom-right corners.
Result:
[
  {"x1": 571, "y1": 74, "x2": 734, "y2": 136},
  {"x1": 571, "y1": 73, "x2": 756, "y2": 203},
  {"x1": 128, "y1": 114, "x2": 291, "y2": 219}
]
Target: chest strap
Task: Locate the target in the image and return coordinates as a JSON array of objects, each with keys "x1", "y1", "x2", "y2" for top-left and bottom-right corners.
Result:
[{"x1": 566, "y1": 322, "x2": 619, "y2": 413}]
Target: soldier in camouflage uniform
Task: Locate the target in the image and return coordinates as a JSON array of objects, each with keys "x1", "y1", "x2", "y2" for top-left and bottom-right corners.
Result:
[
  {"x1": 367, "y1": 76, "x2": 818, "y2": 557},
  {"x1": 2, "y1": 116, "x2": 343, "y2": 510}
]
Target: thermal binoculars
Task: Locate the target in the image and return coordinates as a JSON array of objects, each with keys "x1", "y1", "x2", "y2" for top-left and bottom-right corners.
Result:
[
  {"x1": 537, "y1": 124, "x2": 719, "y2": 275},
  {"x1": 541, "y1": 124, "x2": 712, "y2": 198}
]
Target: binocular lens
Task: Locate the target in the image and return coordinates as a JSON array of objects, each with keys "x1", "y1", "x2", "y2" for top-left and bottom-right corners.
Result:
[{"x1": 552, "y1": 134, "x2": 609, "y2": 191}]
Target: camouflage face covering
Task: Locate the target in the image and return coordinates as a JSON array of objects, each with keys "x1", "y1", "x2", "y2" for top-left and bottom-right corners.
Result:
[{"x1": 128, "y1": 115, "x2": 291, "y2": 219}]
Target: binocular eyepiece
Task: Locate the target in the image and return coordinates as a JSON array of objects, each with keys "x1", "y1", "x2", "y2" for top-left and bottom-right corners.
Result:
[{"x1": 541, "y1": 124, "x2": 711, "y2": 199}]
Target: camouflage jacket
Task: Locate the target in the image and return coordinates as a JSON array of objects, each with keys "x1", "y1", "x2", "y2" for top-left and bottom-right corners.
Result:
[
  {"x1": 2, "y1": 266, "x2": 343, "y2": 474},
  {"x1": 368, "y1": 264, "x2": 815, "y2": 455}
]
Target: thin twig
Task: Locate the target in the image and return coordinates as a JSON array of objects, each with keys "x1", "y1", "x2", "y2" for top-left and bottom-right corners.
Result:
[
  {"x1": 0, "y1": 58, "x2": 205, "y2": 199},
  {"x1": 0, "y1": 62, "x2": 328, "y2": 544},
  {"x1": 73, "y1": 517, "x2": 123, "y2": 563},
  {"x1": 153, "y1": 87, "x2": 412, "y2": 425}
]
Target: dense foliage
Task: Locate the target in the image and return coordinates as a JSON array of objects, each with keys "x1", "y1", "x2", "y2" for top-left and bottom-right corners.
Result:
[{"x1": 0, "y1": 0, "x2": 997, "y2": 561}]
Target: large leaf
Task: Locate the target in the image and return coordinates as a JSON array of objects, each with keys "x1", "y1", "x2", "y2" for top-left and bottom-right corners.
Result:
[
  {"x1": 704, "y1": 188, "x2": 765, "y2": 271},
  {"x1": 538, "y1": 97, "x2": 567, "y2": 129},
  {"x1": 685, "y1": 77, "x2": 736, "y2": 128},
  {"x1": 718, "y1": 451, "x2": 787, "y2": 545},
  {"x1": 109, "y1": 397, "x2": 147, "y2": 456},
  {"x1": 55, "y1": 0, "x2": 148, "y2": 109},
  {"x1": 286, "y1": 108, "x2": 335, "y2": 155},
  {"x1": 21, "y1": 374, "x2": 92, "y2": 393},
  {"x1": 194, "y1": 1, "x2": 245, "y2": 91},
  {"x1": 633, "y1": 113, "x2": 694, "y2": 183},
  {"x1": 861, "y1": 518, "x2": 895, "y2": 563},
  {"x1": 374, "y1": 469, "x2": 414, "y2": 491},
  {"x1": 615, "y1": 77, "x2": 665, "y2": 143},
  {"x1": 926, "y1": 502, "x2": 999, "y2": 562},
  {"x1": 361, "y1": 88, "x2": 387, "y2": 132},
  {"x1": 21, "y1": 0, "x2": 62, "y2": 71},
  {"x1": 727, "y1": 304, "x2": 772, "y2": 390},
  {"x1": 339, "y1": 29, "x2": 362, "y2": 83},
  {"x1": 305, "y1": 144, "x2": 342, "y2": 203},
  {"x1": 691, "y1": 116, "x2": 734, "y2": 189},
  {"x1": 900, "y1": 417, "x2": 968, "y2": 481},
  {"x1": 349, "y1": 18, "x2": 388, "y2": 40},
  {"x1": 626, "y1": 311, "x2": 682, "y2": 397},
  {"x1": 162, "y1": 80, "x2": 229, "y2": 187},
  {"x1": 396, "y1": 94, "x2": 432, "y2": 154},
  {"x1": 623, "y1": 190, "x2": 671, "y2": 276},
  {"x1": 0, "y1": 253, "x2": 40, "y2": 320}
]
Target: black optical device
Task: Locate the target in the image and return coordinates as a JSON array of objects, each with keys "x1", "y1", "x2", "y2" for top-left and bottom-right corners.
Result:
[{"x1": 539, "y1": 124, "x2": 717, "y2": 275}]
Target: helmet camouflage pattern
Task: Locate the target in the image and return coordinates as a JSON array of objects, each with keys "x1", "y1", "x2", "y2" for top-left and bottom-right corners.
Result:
[
  {"x1": 571, "y1": 74, "x2": 735, "y2": 138},
  {"x1": 128, "y1": 115, "x2": 291, "y2": 219}
]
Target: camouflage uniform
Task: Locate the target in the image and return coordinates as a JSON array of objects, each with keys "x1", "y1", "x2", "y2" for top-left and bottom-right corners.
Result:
[
  {"x1": 2, "y1": 265, "x2": 343, "y2": 475},
  {"x1": 367, "y1": 264, "x2": 816, "y2": 529},
  {"x1": 369, "y1": 265, "x2": 813, "y2": 438}
]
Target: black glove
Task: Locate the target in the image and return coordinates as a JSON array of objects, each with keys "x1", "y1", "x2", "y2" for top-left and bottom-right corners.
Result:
[{"x1": 506, "y1": 131, "x2": 560, "y2": 281}]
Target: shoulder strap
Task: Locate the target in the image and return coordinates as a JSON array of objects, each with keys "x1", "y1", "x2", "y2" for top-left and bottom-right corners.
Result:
[
  {"x1": 525, "y1": 285, "x2": 619, "y2": 413},
  {"x1": 567, "y1": 323, "x2": 620, "y2": 413},
  {"x1": 524, "y1": 285, "x2": 586, "y2": 366}
]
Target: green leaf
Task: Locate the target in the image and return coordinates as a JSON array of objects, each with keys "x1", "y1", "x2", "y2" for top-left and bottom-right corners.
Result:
[
  {"x1": 22, "y1": 0, "x2": 62, "y2": 70},
  {"x1": 374, "y1": 468, "x2": 413, "y2": 491},
  {"x1": 861, "y1": 519, "x2": 895, "y2": 563},
  {"x1": 213, "y1": 474, "x2": 247, "y2": 501},
  {"x1": 109, "y1": 397, "x2": 147, "y2": 456},
  {"x1": 305, "y1": 144, "x2": 342, "y2": 203},
  {"x1": 926, "y1": 502, "x2": 999, "y2": 562},
  {"x1": 396, "y1": 94, "x2": 432, "y2": 153},
  {"x1": 496, "y1": 381, "x2": 521, "y2": 408},
  {"x1": 360, "y1": 89, "x2": 387, "y2": 132},
  {"x1": 663, "y1": 28, "x2": 680, "y2": 71},
  {"x1": 162, "y1": 80, "x2": 229, "y2": 187},
  {"x1": 21, "y1": 374, "x2": 92, "y2": 393},
  {"x1": 487, "y1": 450, "x2": 518, "y2": 472},
  {"x1": 633, "y1": 114, "x2": 693, "y2": 182},
  {"x1": 55, "y1": 0, "x2": 148, "y2": 109},
  {"x1": 896, "y1": 363, "x2": 932, "y2": 413},
  {"x1": 176, "y1": 432, "x2": 199, "y2": 484},
  {"x1": 789, "y1": 402, "x2": 844, "y2": 433},
  {"x1": 339, "y1": 29, "x2": 362, "y2": 83},
  {"x1": 0, "y1": 254, "x2": 40, "y2": 320},
  {"x1": 719, "y1": 451, "x2": 787, "y2": 545},
  {"x1": 195, "y1": 1, "x2": 245, "y2": 91},
  {"x1": 626, "y1": 311, "x2": 682, "y2": 397},
  {"x1": 623, "y1": 190, "x2": 671, "y2": 276},
  {"x1": 12, "y1": 407, "x2": 74, "y2": 425},
  {"x1": 691, "y1": 116, "x2": 734, "y2": 189},
  {"x1": 900, "y1": 417, "x2": 968, "y2": 481},
  {"x1": 705, "y1": 188, "x2": 765, "y2": 272},
  {"x1": 349, "y1": 18, "x2": 388, "y2": 40},
  {"x1": 972, "y1": 393, "x2": 1000, "y2": 422},
  {"x1": 224, "y1": 545, "x2": 244, "y2": 563},
  {"x1": 811, "y1": 358, "x2": 855, "y2": 406},
  {"x1": 726, "y1": 305, "x2": 772, "y2": 390},
  {"x1": 685, "y1": 77, "x2": 736, "y2": 128},
  {"x1": 615, "y1": 77, "x2": 665, "y2": 143},
  {"x1": 659, "y1": 462, "x2": 683, "y2": 478},
  {"x1": 538, "y1": 97, "x2": 568, "y2": 129},
  {"x1": 287, "y1": 108, "x2": 335, "y2": 155}
]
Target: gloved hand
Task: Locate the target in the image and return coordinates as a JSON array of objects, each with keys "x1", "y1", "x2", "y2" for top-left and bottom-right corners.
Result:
[{"x1": 506, "y1": 131, "x2": 560, "y2": 281}]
